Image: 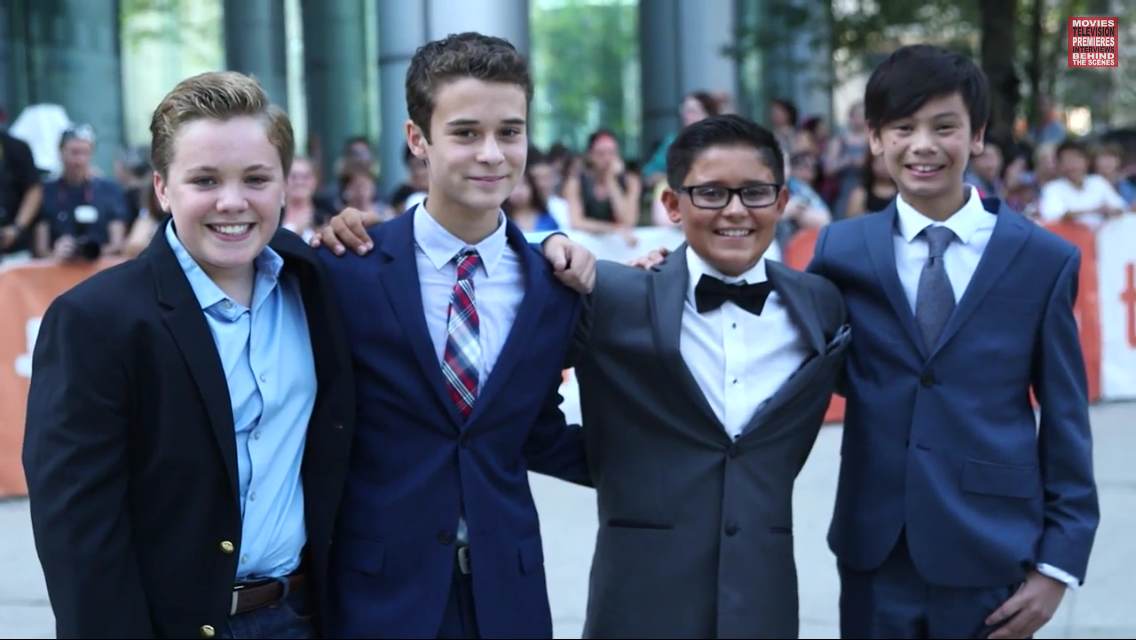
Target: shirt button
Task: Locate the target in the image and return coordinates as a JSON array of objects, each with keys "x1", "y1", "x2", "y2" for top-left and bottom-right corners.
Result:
[
  {"x1": 732, "y1": 322, "x2": 737, "y2": 329},
  {"x1": 732, "y1": 378, "x2": 739, "y2": 385},
  {"x1": 253, "y1": 431, "x2": 261, "y2": 440},
  {"x1": 259, "y1": 373, "x2": 267, "y2": 383},
  {"x1": 221, "y1": 300, "x2": 232, "y2": 309},
  {"x1": 240, "y1": 554, "x2": 248, "y2": 564},
  {"x1": 725, "y1": 523, "x2": 740, "y2": 537},
  {"x1": 249, "y1": 491, "x2": 257, "y2": 501}
]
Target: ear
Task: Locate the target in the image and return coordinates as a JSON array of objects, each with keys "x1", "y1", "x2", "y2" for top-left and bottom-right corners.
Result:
[
  {"x1": 405, "y1": 119, "x2": 429, "y2": 160},
  {"x1": 868, "y1": 127, "x2": 885, "y2": 157},
  {"x1": 772, "y1": 185, "x2": 790, "y2": 218},
  {"x1": 661, "y1": 188, "x2": 683, "y2": 225},
  {"x1": 970, "y1": 125, "x2": 987, "y2": 157},
  {"x1": 152, "y1": 170, "x2": 170, "y2": 213}
]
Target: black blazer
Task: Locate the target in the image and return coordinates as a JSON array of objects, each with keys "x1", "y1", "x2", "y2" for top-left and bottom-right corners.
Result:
[{"x1": 22, "y1": 222, "x2": 354, "y2": 638}]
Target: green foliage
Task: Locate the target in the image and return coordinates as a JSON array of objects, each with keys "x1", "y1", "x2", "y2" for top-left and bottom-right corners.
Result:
[{"x1": 530, "y1": 0, "x2": 640, "y2": 154}]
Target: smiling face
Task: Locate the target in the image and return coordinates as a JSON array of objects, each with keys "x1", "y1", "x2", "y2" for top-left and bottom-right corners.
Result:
[
  {"x1": 869, "y1": 92, "x2": 984, "y2": 219},
  {"x1": 662, "y1": 144, "x2": 787, "y2": 277},
  {"x1": 406, "y1": 77, "x2": 527, "y2": 222},
  {"x1": 154, "y1": 116, "x2": 283, "y2": 285}
]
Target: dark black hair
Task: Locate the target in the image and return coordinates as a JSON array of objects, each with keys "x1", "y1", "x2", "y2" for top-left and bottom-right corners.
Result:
[
  {"x1": 770, "y1": 98, "x2": 798, "y2": 127},
  {"x1": 864, "y1": 44, "x2": 989, "y2": 132},
  {"x1": 1056, "y1": 138, "x2": 1089, "y2": 160},
  {"x1": 665, "y1": 114, "x2": 785, "y2": 188},
  {"x1": 587, "y1": 128, "x2": 619, "y2": 151}
]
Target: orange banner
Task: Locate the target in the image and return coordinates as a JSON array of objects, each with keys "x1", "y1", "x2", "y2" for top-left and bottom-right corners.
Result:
[{"x1": 0, "y1": 258, "x2": 121, "y2": 498}]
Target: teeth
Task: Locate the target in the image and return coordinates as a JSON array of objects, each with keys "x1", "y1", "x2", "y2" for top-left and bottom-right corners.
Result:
[
  {"x1": 716, "y1": 229, "x2": 752, "y2": 237},
  {"x1": 911, "y1": 165, "x2": 940, "y2": 172},
  {"x1": 212, "y1": 224, "x2": 251, "y2": 235}
]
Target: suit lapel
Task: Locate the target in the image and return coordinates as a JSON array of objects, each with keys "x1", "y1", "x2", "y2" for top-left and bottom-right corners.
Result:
[
  {"x1": 149, "y1": 221, "x2": 240, "y2": 502},
  {"x1": 377, "y1": 209, "x2": 464, "y2": 430},
  {"x1": 466, "y1": 222, "x2": 548, "y2": 427},
  {"x1": 648, "y1": 244, "x2": 729, "y2": 441},
  {"x1": 930, "y1": 200, "x2": 1031, "y2": 357},
  {"x1": 737, "y1": 262, "x2": 825, "y2": 436},
  {"x1": 865, "y1": 204, "x2": 928, "y2": 357}
]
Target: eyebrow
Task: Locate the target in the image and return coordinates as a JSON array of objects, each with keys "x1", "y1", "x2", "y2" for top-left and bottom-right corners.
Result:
[
  {"x1": 186, "y1": 164, "x2": 275, "y2": 173},
  {"x1": 445, "y1": 118, "x2": 527, "y2": 127}
]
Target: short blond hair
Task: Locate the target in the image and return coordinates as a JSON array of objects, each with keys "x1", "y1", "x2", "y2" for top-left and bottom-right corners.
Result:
[{"x1": 149, "y1": 71, "x2": 294, "y2": 178}]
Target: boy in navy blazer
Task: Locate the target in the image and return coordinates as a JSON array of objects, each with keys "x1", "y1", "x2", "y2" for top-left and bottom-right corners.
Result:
[
  {"x1": 808, "y1": 45, "x2": 1098, "y2": 639},
  {"x1": 319, "y1": 33, "x2": 591, "y2": 639}
]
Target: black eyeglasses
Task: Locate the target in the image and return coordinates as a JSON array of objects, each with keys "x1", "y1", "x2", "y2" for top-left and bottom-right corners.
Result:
[{"x1": 678, "y1": 183, "x2": 782, "y2": 209}]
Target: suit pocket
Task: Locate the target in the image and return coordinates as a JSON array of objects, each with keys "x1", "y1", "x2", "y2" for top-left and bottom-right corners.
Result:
[
  {"x1": 337, "y1": 536, "x2": 385, "y2": 575},
  {"x1": 607, "y1": 518, "x2": 675, "y2": 531},
  {"x1": 518, "y1": 535, "x2": 544, "y2": 576},
  {"x1": 961, "y1": 459, "x2": 1039, "y2": 499}
]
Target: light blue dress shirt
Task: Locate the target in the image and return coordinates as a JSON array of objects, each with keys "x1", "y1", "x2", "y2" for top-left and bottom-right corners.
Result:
[{"x1": 165, "y1": 224, "x2": 316, "y2": 580}]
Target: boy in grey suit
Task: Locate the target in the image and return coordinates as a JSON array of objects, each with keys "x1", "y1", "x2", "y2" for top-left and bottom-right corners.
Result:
[{"x1": 574, "y1": 115, "x2": 849, "y2": 639}]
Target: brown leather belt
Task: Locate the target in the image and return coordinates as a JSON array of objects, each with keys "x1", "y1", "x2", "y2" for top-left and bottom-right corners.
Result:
[{"x1": 230, "y1": 573, "x2": 305, "y2": 616}]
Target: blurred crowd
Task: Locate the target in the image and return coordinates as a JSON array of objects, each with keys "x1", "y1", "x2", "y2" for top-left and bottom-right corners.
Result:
[{"x1": 2, "y1": 92, "x2": 1133, "y2": 268}]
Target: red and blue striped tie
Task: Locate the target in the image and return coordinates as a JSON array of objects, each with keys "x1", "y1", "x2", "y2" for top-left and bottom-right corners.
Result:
[{"x1": 442, "y1": 249, "x2": 482, "y2": 419}]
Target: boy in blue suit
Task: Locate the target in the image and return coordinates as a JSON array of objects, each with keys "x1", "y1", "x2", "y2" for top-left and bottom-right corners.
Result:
[
  {"x1": 318, "y1": 33, "x2": 592, "y2": 638},
  {"x1": 808, "y1": 45, "x2": 1098, "y2": 639}
]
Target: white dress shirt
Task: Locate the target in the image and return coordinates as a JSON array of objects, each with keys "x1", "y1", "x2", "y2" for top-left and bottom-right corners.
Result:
[
  {"x1": 1039, "y1": 174, "x2": 1127, "y2": 228},
  {"x1": 414, "y1": 204, "x2": 525, "y2": 391},
  {"x1": 893, "y1": 187, "x2": 996, "y2": 312},
  {"x1": 679, "y1": 247, "x2": 812, "y2": 440},
  {"x1": 893, "y1": 188, "x2": 1081, "y2": 589}
]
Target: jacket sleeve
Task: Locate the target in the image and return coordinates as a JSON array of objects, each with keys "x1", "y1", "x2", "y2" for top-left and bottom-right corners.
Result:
[
  {"x1": 1031, "y1": 248, "x2": 1098, "y2": 583},
  {"x1": 22, "y1": 295, "x2": 155, "y2": 638}
]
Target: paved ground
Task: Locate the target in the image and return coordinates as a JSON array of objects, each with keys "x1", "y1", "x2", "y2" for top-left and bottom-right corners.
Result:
[{"x1": 3, "y1": 401, "x2": 1133, "y2": 638}]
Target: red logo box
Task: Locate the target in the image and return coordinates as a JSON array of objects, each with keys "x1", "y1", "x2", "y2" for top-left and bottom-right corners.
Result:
[{"x1": 1068, "y1": 16, "x2": 1119, "y2": 68}]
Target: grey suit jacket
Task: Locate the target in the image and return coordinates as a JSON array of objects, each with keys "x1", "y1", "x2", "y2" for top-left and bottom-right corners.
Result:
[{"x1": 574, "y1": 248, "x2": 849, "y2": 639}]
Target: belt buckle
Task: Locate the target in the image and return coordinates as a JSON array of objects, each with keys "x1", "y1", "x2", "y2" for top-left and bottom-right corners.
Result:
[
  {"x1": 457, "y1": 545, "x2": 472, "y2": 575},
  {"x1": 229, "y1": 584, "x2": 245, "y2": 616}
]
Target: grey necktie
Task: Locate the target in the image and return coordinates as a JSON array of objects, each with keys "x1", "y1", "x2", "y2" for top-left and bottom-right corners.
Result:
[{"x1": 915, "y1": 226, "x2": 957, "y2": 351}]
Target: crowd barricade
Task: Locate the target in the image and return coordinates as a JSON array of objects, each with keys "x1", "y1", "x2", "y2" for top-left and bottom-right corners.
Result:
[{"x1": 0, "y1": 257, "x2": 123, "y2": 497}]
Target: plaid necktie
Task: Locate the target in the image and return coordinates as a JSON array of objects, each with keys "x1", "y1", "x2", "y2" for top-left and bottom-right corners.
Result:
[{"x1": 442, "y1": 249, "x2": 482, "y2": 419}]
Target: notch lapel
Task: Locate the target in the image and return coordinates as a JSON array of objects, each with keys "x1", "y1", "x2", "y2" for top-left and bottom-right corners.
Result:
[{"x1": 376, "y1": 210, "x2": 464, "y2": 430}]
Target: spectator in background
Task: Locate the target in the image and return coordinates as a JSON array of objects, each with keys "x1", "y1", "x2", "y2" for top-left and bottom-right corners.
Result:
[
  {"x1": 122, "y1": 183, "x2": 165, "y2": 258},
  {"x1": 1001, "y1": 151, "x2": 1041, "y2": 218},
  {"x1": 768, "y1": 98, "x2": 798, "y2": 142},
  {"x1": 1033, "y1": 142, "x2": 1059, "y2": 187},
  {"x1": 1040, "y1": 138, "x2": 1126, "y2": 228},
  {"x1": 565, "y1": 128, "x2": 641, "y2": 244},
  {"x1": 965, "y1": 139, "x2": 1004, "y2": 198},
  {"x1": 35, "y1": 124, "x2": 127, "y2": 260},
  {"x1": 504, "y1": 167, "x2": 559, "y2": 232},
  {"x1": 1032, "y1": 98, "x2": 1066, "y2": 145},
  {"x1": 339, "y1": 162, "x2": 394, "y2": 225},
  {"x1": 387, "y1": 145, "x2": 430, "y2": 212},
  {"x1": 528, "y1": 147, "x2": 570, "y2": 229},
  {"x1": 780, "y1": 146, "x2": 831, "y2": 246},
  {"x1": 0, "y1": 122, "x2": 43, "y2": 261},
  {"x1": 825, "y1": 101, "x2": 869, "y2": 219},
  {"x1": 314, "y1": 135, "x2": 379, "y2": 215},
  {"x1": 1092, "y1": 144, "x2": 1136, "y2": 207},
  {"x1": 282, "y1": 155, "x2": 331, "y2": 241},
  {"x1": 641, "y1": 91, "x2": 721, "y2": 186},
  {"x1": 845, "y1": 153, "x2": 897, "y2": 218},
  {"x1": 114, "y1": 145, "x2": 151, "y2": 228}
]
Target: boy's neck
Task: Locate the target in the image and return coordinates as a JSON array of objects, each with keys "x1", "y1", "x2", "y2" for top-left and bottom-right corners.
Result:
[
  {"x1": 425, "y1": 192, "x2": 500, "y2": 245},
  {"x1": 904, "y1": 186, "x2": 970, "y2": 222}
]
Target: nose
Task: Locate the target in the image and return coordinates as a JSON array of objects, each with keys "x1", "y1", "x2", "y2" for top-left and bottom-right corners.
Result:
[
  {"x1": 477, "y1": 135, "x2": 505, "y2": 165},
  {"x1": 215, "y1": 182, "x2": 249, "y2": 213},
  {"x1": 911, "y1": 126, "x2": 935, "y2": 155},
  {"x1": 722, "y1": 190, "x2": 749, "y2": 216}
]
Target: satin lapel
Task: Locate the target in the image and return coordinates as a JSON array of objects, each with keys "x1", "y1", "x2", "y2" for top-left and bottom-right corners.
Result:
[
  {"x1": 930, "y1": 202, "x2": 1031, "y2": 358},
  {"x1": 648, "y1": 245, "x2": 729, "y2": 442},
  {"x1": 865, "y1": 204, "x2": 927, "y2": 358},
  {"x1": 150, "y1": 222, "x2": 239, "y2": 502},
  {"x1": 376, "y1": 210, "x2": 464, "y2": 430},
  {"x1": 737, "y1": 262, "x2": 825, "y2": 436},
  {"x1": 466, "y1": 222, "x2": 549, "y2": 428}
]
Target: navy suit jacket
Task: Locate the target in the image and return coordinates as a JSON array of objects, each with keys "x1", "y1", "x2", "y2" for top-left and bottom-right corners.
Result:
[
  {"x1": 808, "y1": 198, "x2": 1098, "y2": 588},
  {"x1": 320, "y1": 209, "x2": 588, "y2": 638}
]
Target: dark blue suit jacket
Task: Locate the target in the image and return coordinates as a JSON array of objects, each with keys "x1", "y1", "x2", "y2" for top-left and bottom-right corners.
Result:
[
  {"x1": 808, "y1": 198, "x2": 1098, "y2": 588},
  {"x1": 320, "y1": 209, "x2": 588, "y2": 638}
]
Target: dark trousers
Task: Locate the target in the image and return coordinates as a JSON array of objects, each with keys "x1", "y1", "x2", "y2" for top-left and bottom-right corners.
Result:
[
  {"x1": 219, "y1": 583, "x2": 314, "y2": 639},
  {"x1": 437, "y1": 553, "x2": 480, "y2": 639},
  {"x1": 839, "y1": 533, "x2": 1019, "y2": 639}
]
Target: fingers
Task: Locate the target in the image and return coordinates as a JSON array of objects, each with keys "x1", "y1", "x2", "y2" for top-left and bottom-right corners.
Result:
[
  {"x1": 985, "y1": 588, "x2": 1025, "y2": 628},
  {"x1": 344, "y1": 210, "x2": 374, "y2": 254},
  {"x1": 567, "y1": 243, "x2": 597, "y2": 294},
  {"x1": 319, "y1": 221, "x2": 347, "y2": 256},
  {"x1": 987, "y1": 608, "x2": 1048, "y2": 639}
]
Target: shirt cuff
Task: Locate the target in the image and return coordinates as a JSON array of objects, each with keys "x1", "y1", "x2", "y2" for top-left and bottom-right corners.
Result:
[
  {"x1": 1037, "y1": 563, "x2": 1080, "y2": 590},
  {"x1": 526, "y1": 230, "x2": 565, "y2": 245}
]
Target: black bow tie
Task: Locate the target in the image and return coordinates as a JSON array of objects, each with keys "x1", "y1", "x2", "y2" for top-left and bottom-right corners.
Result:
[{"x1": 694, "y1": 274, "x2": 774, "y2": 315}]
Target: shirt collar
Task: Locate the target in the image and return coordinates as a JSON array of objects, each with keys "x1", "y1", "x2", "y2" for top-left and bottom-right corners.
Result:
[
  {"x1": 164, "y1": 221, "x2": 283, "y2": 312},
  {"x1": 895, "y1": 186, "x2": 995, "y2": 245},
  {"x1": 684, "y1": 245, "x2": 768, "y2": 305},
  {"x1": 413, "y1": 202, "x2": 508, "y2": 277}
]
